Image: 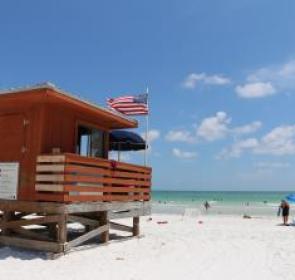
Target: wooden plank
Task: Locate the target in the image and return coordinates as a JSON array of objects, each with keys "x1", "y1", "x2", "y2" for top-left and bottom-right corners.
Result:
[
  {"x1": 0, "y1": 215, "x2": 61, "y2": 229},
  {"x1": 36, "y1": 175, "x2": 151, "y2": 188},
  {"x1": 111, "y1": 160, "x2": 152, "y2": 173},
  {"x1": 68, "y1": 215, "x2": 99, "y2": 227},
  {"x1": 66, "y1": 224, "x2": 109, "y2": 249},
  {"x1": 0, "y1": 236, "x2": 63, "y2": 252},
  {"x1": 34, "y1": 193, "x2": 67, "y2": 202},
  {"x1": 0, "y1": 199, "x2": 150, "y2": 214},
  {"x1": 66, "y1": 194, "x2": 149, "y2": 202},
  {"x1": 64, "y1": 153, "x2": 151, "y2": 173},
  {"x1": 0, "y1": 200, "x2": 65, "y2": 214},
  {"x1": 35, "y1": 184, "x2": 64, "y2": 192},
  {"x1": 64, "y1": 185, "x2": 150, "y2": 193},
  {"x1": 12, "y1": 227, "x2": 53, "y2": 241},
  {"x1": 109, "y1": 221, "x2": 133, "y2": 233},
  {"x1": 65, "y1": 165, "x2": 151, "y2": 179},
  {"x1": 64, "y1": 201, "x2": 148, "y2": 213},
  {"x1": 36, "y1": 174, "x2": 65, "y2": 182},
  {"x1": 64, "y1": 175, "x2": 151, "y2": 187},
  {"x1": 37, "y1": 155, "x2": 66, "y2": 163},
  {"x1": 36, "y1": 164, "x2": 65, "y2": 172},
  {"x1": 111, "y1": 170, "x2": 151, "y2": 180},
  {"x1": 65, "y1": 165, "x2": 110, "y2": 176},
  {"x1": 65, "y1": 154, "x2": 110, "y2": 168}
]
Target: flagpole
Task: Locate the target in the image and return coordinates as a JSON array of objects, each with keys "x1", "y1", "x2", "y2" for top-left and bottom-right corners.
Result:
[{"x1": 144, "y1": 87, "x2": 149, "y2": 166}]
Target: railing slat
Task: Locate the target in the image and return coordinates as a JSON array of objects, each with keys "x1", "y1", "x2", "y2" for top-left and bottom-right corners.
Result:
[{"x1": 35, "y1": 153, "x2": 152, "y2": 203}]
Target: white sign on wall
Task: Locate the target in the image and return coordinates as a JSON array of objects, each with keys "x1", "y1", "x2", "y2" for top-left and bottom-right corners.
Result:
[{"x1": 0, "y1": 162, "x2": 19, "y2": 200}]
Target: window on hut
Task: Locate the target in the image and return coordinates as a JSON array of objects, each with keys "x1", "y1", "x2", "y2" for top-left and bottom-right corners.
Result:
[{"x1": 76, "y1": 125, "x2": 105, "y2": 158}]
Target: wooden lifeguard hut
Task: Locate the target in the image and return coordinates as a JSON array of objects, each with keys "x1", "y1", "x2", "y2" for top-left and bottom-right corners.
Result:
[{"x1": 0, "y1": 83, "x2": 151, "y2": 255}]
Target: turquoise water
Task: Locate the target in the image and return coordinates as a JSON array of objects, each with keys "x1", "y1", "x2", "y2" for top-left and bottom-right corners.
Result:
[{"x1": 151, "y1": 191, "x2": 295, "y2": 216}]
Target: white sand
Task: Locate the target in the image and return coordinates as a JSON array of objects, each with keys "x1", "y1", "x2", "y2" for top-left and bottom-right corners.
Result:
[{"x1": 0, "y1": 214, "x2": 294, "y2": 280}]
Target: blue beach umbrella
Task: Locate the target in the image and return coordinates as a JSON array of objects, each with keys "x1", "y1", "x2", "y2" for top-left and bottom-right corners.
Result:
[{"x1": 286, "y1": 194, "x2": 295, "y2": 203}]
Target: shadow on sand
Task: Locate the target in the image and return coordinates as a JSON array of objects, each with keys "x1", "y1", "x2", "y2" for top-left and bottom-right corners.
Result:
[
  {"x1": 0, "y1": 232, "x2": 134, "y2": 260},
  {"x1": 0, "y1": 246, "x2": 47, "y2": 261}
]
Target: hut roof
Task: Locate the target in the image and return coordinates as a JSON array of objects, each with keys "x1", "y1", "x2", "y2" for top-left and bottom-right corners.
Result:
[{"x1": 0, "y1": 82, "x2": 138, "y2": 129}]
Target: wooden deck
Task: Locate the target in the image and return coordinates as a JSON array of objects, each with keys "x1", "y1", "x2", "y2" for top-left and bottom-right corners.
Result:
[{"x1": 35, "y1": 153, "x2": 152, "y2": 203}]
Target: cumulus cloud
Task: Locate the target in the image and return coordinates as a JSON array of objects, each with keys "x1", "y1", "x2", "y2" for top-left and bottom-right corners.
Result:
[
  {"x1": 236, "y1": 59, "x2": 295, "y2": 98},
  {"x1": 233, "y1": 121, "x2": 262, "y2": 135},
  {"x1": 141, "y1": 129, "x2": 160, "y2": 142},
  {"x1": 248, "y1": 59, "x2": 295, "y2": 85},
  {"x1": 197, "y1": 112, "x2": 231, "y2": 141},
  {"x1": 235, "y1": 82, "x2": 276, "y2": 98},
  {"x1": 219, "y1": 125, "x2": 295, "y2": 158},
  {"x1": 140, "y1": 129, "x2": 160, "y2": 154},
  {"x1": 165, "y1": 112, "x2": 262, "y2": 145},
  {"x1": 165, "y1": 130, "x2": 195, "y2": 143},
  {"x1": 183, "y1": 73, "x2": 231, "y2": 89},
  {"x1": 255, "y1": 125, "x2": 295, "y2": 155},
  {"x1": 218, "y1": 138, "x2": 259, "y2": 158},
  {"x1": 172, "y1": 148, "x2": 197, "y2": 159}
]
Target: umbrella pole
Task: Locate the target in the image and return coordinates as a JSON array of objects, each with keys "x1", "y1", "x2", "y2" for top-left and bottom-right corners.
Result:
[{"x1": 118, "y1": 143, "x2": 121, "y2": 162}]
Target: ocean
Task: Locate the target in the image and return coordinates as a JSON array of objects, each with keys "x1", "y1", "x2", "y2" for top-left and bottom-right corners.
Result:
[{"x1": 151, "y1": 191, "x2": 295, "y2": 217}]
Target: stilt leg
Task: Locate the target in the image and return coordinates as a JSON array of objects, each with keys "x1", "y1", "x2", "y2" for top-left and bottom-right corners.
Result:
[
  {"x1": 133, "y1": 217, "x2": 140, "y2": 236},
  {"x1": 57, "y1": 214, "x2": 67, "y2": 252},
  {"x1": 1, "y1": 211, "x2": 14, "y2": 236},
  {"x1": 99, "y1": 211, "x2": 109, "y2": 243}
]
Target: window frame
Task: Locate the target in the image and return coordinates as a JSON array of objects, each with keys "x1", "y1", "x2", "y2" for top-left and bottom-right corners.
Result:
[{"x1": 75, "y1": 120, "x2": 108, "y2": 158}]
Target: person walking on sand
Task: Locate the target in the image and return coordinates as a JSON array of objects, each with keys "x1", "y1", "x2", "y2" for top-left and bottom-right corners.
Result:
[{"x1": 278, "y1": 200, "x2": 290, "y2": 225}]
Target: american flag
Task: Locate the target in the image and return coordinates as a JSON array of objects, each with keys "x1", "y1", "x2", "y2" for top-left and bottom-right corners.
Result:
[{"x1": 107, "y1": 94, "x2": 149, "y2": 115}]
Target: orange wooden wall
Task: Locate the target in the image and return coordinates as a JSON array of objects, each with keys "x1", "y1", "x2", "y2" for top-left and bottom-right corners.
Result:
[{"x1": 0, "y1": 88, "x2": 113, "y2": 201}]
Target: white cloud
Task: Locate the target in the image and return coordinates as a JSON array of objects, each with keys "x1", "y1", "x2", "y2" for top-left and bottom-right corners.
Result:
[
  {"x1": 141, "y1": 129, "x2": 160, "y2": 142},
  {"x1": 219, "y1": 125, "x2": 295, "y2": 158},
  {"x1": 197, "y1": 111, "x2": 231, "y2": 141},
  {"x1": 233, "y1": 121, "x2": 262, "y2": 135},
  {"x1": 165, "y1": 113, "x2": 262, "y2": 144},
  {"x1": 183, "y1": 72, "x2": 231, "y2": 89},
  {"x1": 165, "y1": 130, "x2": 195, "y2": 143},
  {"x1": 172, "y1": 148, "x2": 197, "y2": 159},
  {"x1": 248, "y1": 59, "x2": 295, "y2": 84},
  {"x1": 235, "y1": 82, "x2": 276, "y2": 98},
  {"x1": 236, "y1": 59, "x2": 295, "y2": 98},
  {"x1": 140, "y1": 129, "x2": 160, "y2": 154},
  {"x1": 254, "y1": 125, "x2": 295, "y2": 155},
  {"x1": 218, "y1": 138, "x2": 259, "y2": 158}
]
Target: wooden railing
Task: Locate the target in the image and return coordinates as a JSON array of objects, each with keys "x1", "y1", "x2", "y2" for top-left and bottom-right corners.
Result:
[{"x1": 34, "y1": 153, "x2": 152, "y2": 203}]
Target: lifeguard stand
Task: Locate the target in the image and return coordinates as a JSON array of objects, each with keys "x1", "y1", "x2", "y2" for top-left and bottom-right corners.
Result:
[{"x1": 0, "y1": 83, "x2": 151, "y2": 255}]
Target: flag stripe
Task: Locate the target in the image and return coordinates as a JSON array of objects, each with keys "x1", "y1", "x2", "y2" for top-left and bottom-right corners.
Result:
[{"x1": 107, "y1": 94, "x2": 149, "y2": 116}]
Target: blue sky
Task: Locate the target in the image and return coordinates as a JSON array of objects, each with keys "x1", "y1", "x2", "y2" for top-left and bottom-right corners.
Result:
[{"x1": 1, "y1": 0, "x2": 295, "y2": 190}]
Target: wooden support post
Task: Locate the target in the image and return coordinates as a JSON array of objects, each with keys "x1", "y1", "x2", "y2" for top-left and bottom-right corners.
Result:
[
  {"x1": 1, "y1": 211, "x2": 14, "y2": 236},
  {"x1": 48, "y1": 224, "x2": 57, "y2": 240},
  {"x1": 57, "y1": 214, "x2": 67, "y2": 251},
  {"x1": 133, "y1": 217, "x2": 140, "y2": 236},
  {"x1": 99, "y1": 211, "x2": 109, "y2": 243}
]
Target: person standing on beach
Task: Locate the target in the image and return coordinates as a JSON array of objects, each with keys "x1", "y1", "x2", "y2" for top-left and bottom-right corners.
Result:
[
  {"x1": 278, "y1": 200, "x2": 290, "y2": 225},
  {"x1": 204, "y1": 201, "x2": 210, "y2": 211}
]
